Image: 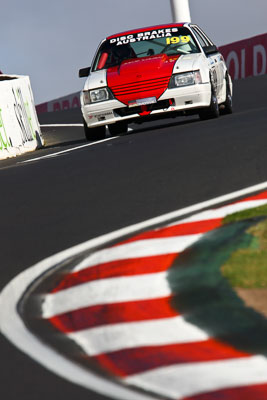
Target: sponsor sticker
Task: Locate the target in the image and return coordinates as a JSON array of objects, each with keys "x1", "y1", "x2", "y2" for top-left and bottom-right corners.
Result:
[
  {"x1": 110, "y1": 28, "x2": 180, "y2": 46},
  {"x1": 88, "y1": 111, "x2": 114, "y2": 121},
  {"x1": 128, "y1": 97, "x2": 157, "y2": 108}
]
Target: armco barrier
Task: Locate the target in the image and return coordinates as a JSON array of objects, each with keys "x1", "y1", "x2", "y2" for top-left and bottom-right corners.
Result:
[
  {"x1": 0, "y1": 75, "x2": 43, "y2": 159},
  {"x1": 36, "y1": 32, "x2": 267, "y2": 115}
]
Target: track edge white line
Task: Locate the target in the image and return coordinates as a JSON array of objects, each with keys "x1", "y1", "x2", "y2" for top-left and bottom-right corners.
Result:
[{"x1": 1, "y1": 180, "x2": 267, "y2": 398}]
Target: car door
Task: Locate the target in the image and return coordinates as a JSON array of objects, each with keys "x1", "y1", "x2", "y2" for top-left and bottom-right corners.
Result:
[
  {"x1": 197, "y1": 26, "x2": 225, "y2": 96},
  {"x1": 191, "y1": 25, "x2": 223, "y2": 97}
]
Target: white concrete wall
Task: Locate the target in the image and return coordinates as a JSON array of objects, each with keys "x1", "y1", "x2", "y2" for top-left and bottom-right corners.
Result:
[{"x1": 0, "y1": 75, "x2": 43, "y2": 159}]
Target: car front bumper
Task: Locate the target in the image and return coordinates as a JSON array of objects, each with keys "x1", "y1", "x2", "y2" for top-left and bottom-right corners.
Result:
[{"x1": 82, "y1": 82, "x2": 211, "y2": 127}]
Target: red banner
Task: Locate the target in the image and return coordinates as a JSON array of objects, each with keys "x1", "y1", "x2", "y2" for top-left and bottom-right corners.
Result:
[
  {"x1": 219, "y1": 33, "x2": 267, "y2": 80},
  {"x1": 36, "y1": 92, "x2": 80, "y2": 114}
]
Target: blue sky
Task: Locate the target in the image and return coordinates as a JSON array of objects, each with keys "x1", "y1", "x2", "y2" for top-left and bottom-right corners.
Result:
[{"x1": 2, "y1": 0, "x2": 266, "y2": 104}]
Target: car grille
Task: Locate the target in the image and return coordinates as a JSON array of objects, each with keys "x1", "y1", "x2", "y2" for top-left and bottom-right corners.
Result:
[{"x1": 110, "y1": 76, "x2": 170, "y2": 98}]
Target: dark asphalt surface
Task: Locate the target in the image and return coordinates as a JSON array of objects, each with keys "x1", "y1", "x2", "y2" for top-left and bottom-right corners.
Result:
[{"x1": 0, "y1": 75, "x2": 267, "y2": 399}]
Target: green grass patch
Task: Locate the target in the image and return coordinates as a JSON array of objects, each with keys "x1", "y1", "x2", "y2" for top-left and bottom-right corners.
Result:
[
  {"x1": 223, "y1": 203, "x2": 267, "y2": 224},
  {"x1": 222, "y1": 203, "x2": 267, "y2": 288}
]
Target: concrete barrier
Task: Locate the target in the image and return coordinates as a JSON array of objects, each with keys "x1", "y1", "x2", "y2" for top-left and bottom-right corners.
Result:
[{"x1": 0, "y1": 75, "x2": 43, "y2": 159}]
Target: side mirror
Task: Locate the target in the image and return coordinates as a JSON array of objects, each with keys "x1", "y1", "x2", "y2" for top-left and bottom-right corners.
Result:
[
  {"x1": 79, "y1": 67, "x2": 91, "y2": 78},
  {"x1": 203, "y1": 45, "x2": 218, "y2": 56}
]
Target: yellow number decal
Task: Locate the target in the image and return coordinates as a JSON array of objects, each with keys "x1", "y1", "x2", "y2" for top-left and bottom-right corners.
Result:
[
  {"x1": 166, "y1": 36, "x2": 190, "y2": 45},
  {"x1": 166, "y1": 37, "x2": 180, "y2": 45},
  {"x1": 181, "y1": 36, "x2": 190, "y2": 43}
]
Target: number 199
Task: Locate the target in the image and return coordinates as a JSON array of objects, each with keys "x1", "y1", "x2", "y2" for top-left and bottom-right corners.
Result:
[{"x1": 166, "y1": 36, "x2": 190, "y2": 45}]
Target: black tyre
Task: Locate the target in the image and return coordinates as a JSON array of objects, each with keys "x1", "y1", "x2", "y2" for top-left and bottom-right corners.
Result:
[
  {"x1": 108, "y1": 121, "x2": 128, "y2": 136},
  {"x1": 199, "y1": 83, "x2": 219, "y2": 120},
  {"x1": 84, "y1": 120, "x2": 106, "y2": 141},
  {"x1": 220, "y1": 75, "x2": 233, "y2": 115}
]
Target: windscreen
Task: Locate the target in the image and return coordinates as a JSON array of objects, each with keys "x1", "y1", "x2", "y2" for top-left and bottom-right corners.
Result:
[{"x1": 92, "y1": 27, "x2": 200, "y2": 71}]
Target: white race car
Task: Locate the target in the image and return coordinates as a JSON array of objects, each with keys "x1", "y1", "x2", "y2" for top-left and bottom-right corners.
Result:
[{"x1": 79, "y1": 23, "x2": 233, "y2": 140}]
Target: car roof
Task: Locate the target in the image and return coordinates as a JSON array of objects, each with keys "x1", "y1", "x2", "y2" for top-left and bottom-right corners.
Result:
[{"x1": 106, "y1": 23, "x2": 187, "y2": 40}]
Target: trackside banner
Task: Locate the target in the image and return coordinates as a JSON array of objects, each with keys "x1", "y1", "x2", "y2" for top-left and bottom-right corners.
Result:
[
  {"x1": 36, "y1": 91, "x2": 80, "y2": 114},
  {"x1": 0, "y1": 75, "x2": 43, "y2": 159},
  {"x1": 36, "y1": 32, "x2": 267, "y2": 114},
  {"x1": 219, "y1": 32, "x2": 267, "y2": 80}
]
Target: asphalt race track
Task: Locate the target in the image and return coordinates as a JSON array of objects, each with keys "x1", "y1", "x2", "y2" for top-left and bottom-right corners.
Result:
[{"x1": 0, "y1": 74, "x2": 267, "y2": 399}]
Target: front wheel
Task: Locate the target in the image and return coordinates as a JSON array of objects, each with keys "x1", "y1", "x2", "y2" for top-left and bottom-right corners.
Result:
[
  {"x1": 84, "y1": 120, "x2": 106, "y2": 141},
  {"x1": 199, "y1": 84, "x2": 219, "y2": 121}
]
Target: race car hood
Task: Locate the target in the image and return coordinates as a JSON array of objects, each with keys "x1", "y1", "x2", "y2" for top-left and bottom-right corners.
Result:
[
  {"x1": 107, "y1": 54, "x2": 180, "y2": 105},
  {"x1": 174, "y1": 53, "x2": 206, "y2": 74},
  {"x1": 84, "y1": 69, "x2": 107, "y2": 91}
]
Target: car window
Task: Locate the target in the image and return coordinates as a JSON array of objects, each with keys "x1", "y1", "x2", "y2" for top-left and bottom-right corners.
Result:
[
  {"x1": 191, "y1": 26, "x2": 209, "y2": 47},
  {"x1": 194, "y1": 26, "x2": 214, "y2": 46},
  {"x1": 92, "y1": 27, "x2": 201, "y2": 71}
]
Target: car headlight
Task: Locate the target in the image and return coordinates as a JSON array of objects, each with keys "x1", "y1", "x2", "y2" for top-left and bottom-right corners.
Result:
[
  {"x1": 83, "y1": 87, "x2": 114, "y2": 105},
  {"x1": 169, "y1": 71, "x2": 202, "y2": 88}
]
